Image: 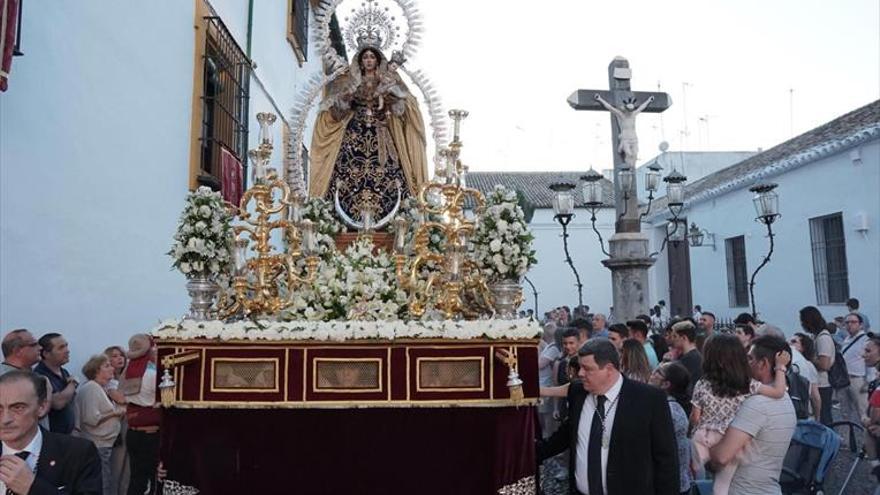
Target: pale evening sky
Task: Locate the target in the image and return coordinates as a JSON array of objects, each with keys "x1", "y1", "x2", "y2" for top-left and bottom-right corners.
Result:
[{"x1": 340, "y1": 0, "x2": 880, "y2": 174}]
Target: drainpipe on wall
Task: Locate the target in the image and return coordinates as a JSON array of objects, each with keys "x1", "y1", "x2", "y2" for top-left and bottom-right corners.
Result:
[{"x1": 241, "y1": 0, "x2": 254, "y2": 189}]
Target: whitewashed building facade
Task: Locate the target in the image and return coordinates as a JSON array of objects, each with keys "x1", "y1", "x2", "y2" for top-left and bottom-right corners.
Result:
[
  {"x1": 467, "y1": 172, "x2": 618, "y2": 318},
  {"x1": 1, "y1": 0, "x2": 333, "y2": 371},
  {"x1": 644, "y1": 100, "x2": 880, "y2": 332}
]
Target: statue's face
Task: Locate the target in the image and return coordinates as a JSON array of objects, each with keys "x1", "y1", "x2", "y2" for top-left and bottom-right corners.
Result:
[
  {"x1": 360, "y1": 50, "x2": 378, "y2": 71},
  {"x1": 625, "y1": 102, "x2": 635, "y2": 111}
]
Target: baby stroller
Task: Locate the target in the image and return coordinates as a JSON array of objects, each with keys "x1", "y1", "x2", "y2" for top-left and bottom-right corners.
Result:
[{"x1": 779, "y1": 420, "x2": 841, "y2": 495}]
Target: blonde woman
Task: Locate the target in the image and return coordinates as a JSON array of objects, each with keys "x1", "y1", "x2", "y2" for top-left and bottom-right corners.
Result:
[{"x1": 74, "y1": 354, "x2": 126, "y2": 495}]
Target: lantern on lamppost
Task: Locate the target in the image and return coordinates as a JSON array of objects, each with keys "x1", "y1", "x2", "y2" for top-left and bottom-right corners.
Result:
[
  {"x1": 747, "y1": 183, "x2": 781, "y2": 318},
  {"x1": 751, "y1": 183, "x2": 781, "y2": 225},
  {"x1": 663, "y1": 169, "x2": 688, "y2": 219},
  {"x1": 580, "y1": 169, "x2": 610, "y2": 257},
  {"x1": 550, "y1": 182, "x2": 577, "y2": 225},
  {"x1": 618, "y1": 167, "x2": 635, "y2": 197},
  {"x1": 549, "y1": 182, "x2": 583, "y2": 307},
  {"x1": 687, "y1": 222, "x2": 716, "y2": 250}
]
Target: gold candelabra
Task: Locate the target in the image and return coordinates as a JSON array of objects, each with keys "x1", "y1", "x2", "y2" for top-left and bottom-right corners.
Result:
[
  {"x1": 219, "y1": 112, "x2": 319, "y2": 319},
  {"x1": 393, "y1": 110, "x2": 494, "y2": 320}
]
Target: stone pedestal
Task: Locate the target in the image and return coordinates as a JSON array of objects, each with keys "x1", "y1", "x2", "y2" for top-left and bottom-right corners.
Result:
[{"x1": 601, "y1": 232, "x2": 656, "y2": 323}]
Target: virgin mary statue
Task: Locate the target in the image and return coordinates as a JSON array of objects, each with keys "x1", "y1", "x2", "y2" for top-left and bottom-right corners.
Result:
[{"x1": 309, "y1": 44, "x2": 428, "y2": 225}]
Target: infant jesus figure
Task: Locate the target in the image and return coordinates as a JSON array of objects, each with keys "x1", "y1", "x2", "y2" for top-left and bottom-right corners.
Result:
[{"x1": 375, "y1": 50, "x2": 409, "y2": 116}]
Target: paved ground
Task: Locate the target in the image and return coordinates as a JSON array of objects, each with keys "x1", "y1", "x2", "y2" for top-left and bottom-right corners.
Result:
[{"x1": 540, "y1": 437, "x2": 878, "y2": 495}]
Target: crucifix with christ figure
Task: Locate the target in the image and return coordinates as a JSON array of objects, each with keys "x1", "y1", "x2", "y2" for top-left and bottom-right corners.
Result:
[{"x1": 568, "y1": 56, "x2": 671, "y2": 233}]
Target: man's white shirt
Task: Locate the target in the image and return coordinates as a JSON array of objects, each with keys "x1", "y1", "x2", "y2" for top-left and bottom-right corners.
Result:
[
  {"x1": 575, "y1": 373, "x2": 623, "y2": 495},
  {"x1": 0, "y1": 427, "x2": 42, "y2": 493}
]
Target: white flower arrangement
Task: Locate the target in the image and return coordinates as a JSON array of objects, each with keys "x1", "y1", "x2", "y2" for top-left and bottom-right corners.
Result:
[
  {"x1": 281, "y1": 237, "x2": 408, "y2": 321},
  {"x1": 300, "y1": 197, "x2": 341, "y2": 259},
  {"x1": 393, "y1": 196, "x2": 447, "y2": 254},
  {"x1": 471, "y1": 185, "x2": 537, "y2": 282},
  {"x1": 150, "y1": 317, "x2": 542, "y2": 341},
  {"x1": 169, "y1": 187, "x2": 234, "y2": 278}
]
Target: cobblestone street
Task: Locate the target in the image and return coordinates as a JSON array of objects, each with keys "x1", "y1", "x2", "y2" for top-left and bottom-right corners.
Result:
[{"x1": 540, "y1": 441, "x2": 878, "y2": 495}]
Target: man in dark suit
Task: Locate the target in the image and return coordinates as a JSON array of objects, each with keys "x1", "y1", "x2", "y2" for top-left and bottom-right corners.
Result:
[
  {"x1": 0, "y1": 370, "x2": 101, "y2": 495},
  {"x1": 538, "y1": 338, "x2": 678, "y2": 495}
]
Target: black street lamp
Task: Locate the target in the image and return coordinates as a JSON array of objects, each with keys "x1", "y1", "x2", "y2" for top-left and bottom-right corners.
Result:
[
  {"x1": 688, "y1": 222, "x2": 716, "y2": 250},
  {"x1": 639, "y1": 161, "x2": 663, "y2": 220},
  {"x1": 650, "y1": 169, "x2": 689, "y2": 258},
  {"x1": 747, "y1": 183, "x2": 781, "y2": 318},
  {"x1": 550, "y1": 182, "x2": 584, "y2": 307},
  {"x1": 664, "y1": 169, "x2": 688, "y2": 220},
  {"x1": 580, "y1": 169, "x2": 611, "y2": 257}
]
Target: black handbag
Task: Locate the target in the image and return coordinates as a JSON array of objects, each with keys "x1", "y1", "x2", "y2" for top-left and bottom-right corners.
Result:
[{"x1": 827, "y1": 332, "x2": 865, "y2": 389}]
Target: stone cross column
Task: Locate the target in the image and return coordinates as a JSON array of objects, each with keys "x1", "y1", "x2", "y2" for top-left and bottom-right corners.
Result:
[{"x1": 568, "y1": 57, "x2": 672, "y2": 322}]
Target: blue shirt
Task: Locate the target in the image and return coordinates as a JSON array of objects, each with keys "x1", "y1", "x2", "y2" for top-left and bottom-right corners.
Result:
[
  {"x1": 33, "y1": 362, "x2": 76, "y2": 434},
  {"x1": 643, "y1": 341, "x2": 659, "y2": 369}
]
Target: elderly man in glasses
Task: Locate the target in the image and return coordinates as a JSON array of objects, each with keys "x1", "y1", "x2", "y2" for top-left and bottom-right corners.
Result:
[
  {"x1": 0, "y1": 329, "x2": 42, "y2": 376},
  {"x1": 839, "y1": 313, "x2": 871, "y2": 430}
]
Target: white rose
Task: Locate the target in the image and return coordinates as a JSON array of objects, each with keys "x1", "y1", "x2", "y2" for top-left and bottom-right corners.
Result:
[{"x1": 489, "y1": 239, "x2": 502, "y2": 253}]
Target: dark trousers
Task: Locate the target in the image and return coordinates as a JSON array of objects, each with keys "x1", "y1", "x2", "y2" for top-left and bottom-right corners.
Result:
[
  {"x1": 818, "y1": 386, "x2": 833, "y2": 427},
  {"x1": 127, "y1": 429, "x2": 159, "y2": 495}
]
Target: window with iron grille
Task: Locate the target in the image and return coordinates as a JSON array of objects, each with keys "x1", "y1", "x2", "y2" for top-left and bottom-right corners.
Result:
[
  {"x1": 725, "y1": 236, "x2": 749, "y2": 307},
  {"x1": 198, "y1": 16, "x2": 250, "y2": 190},
  {"x1": 287, "y1": 0, "x2": 309, "y2": 63},
  {"x1": 809, "y1": 213, "x2": 850, "y2": 304}
]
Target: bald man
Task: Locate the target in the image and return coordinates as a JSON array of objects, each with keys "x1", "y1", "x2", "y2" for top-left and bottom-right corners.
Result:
[{"x1": 1, "y1": 329, "x2": 41, "y2": 375}]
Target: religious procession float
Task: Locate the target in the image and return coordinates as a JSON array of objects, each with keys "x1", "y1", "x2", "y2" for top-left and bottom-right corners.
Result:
[{"x1": 152, "y1": 1, "x2": 539, "y2": 493}]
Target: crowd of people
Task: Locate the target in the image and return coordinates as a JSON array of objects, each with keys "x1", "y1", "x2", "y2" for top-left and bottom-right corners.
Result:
[
  {"x1": 0, "y1": 329, "x2": 160, "y2": 495},
  {"x1": 535, "y1": 298, "x2": 879, "y2": 494},
  {"x1": 2, "y1": 298, "x2": 877, "y2": 495}
]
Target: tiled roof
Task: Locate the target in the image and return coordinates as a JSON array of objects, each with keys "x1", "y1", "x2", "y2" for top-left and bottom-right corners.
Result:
[
  {"x1": 466, "y1": 171, "x2": 616, "y2": 208},
  {"x1": 646, "y1": 99, "x2": 880, "y2": 218}
]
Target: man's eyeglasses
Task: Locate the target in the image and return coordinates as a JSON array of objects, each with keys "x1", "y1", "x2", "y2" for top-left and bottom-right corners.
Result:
[{"x1": 846, "y1": 320, "x2": 861, "y2": 325}]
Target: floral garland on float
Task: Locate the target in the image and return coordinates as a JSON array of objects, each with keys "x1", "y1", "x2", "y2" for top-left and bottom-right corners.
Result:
[{"x1": 150, "y1": 315, "x2": 540, "y2": 342}]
